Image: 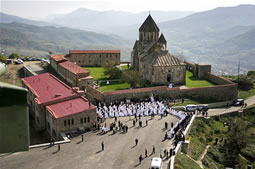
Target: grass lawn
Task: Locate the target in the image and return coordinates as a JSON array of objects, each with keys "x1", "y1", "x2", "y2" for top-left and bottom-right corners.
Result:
[
  {"x1": 84, "y1": 67, "x2": 109, "y2": 80},
  {"x1": 238, "y1": 83, "x2": 255, "y2": 100},
  {"x1": 174, "y1": 152, "x2": 201, "y2": 169},
  {"x1": 98, "y1": 81, "x2": 130, "y2": 92},
  {"x1": 120, "y1": 65, "x2": 128, "y2": 70},
  {"x1": 186, "y1": 70, "x2": 215, "y2": 88}
]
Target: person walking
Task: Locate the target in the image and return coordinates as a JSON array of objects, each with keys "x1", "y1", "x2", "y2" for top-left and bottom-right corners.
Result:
[
  {"x1": 145, "y1": 148, "x2": 148, "y2": 157},
  {"x1": 58, "y1": 144, "x2": 60, "y2": 151},
  {"x1": 139, "y1": 154, "x2": 142, "y2": 164},
  {"x1": 81, "y1": 135, "x2": 84, "y2": 142},
  {"x1": 146, "y1": 119, "x2": 148, "y2": 126},
  {"x1": 101, "y1": 141, "x2": 104, "y2": 151},
  {"x1": 152, "y1": 145, "x2": 155, "y2": 154},
  {"x1": 135, "y1": 138, "x2": 138, "y2": 146}
]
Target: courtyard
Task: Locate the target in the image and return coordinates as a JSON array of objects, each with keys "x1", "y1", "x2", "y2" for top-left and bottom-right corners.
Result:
[{"x1": 0, "y1": 115, "x2": 179, "y2": 169}]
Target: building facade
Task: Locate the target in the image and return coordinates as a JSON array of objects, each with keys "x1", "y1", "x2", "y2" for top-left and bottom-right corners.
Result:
[
  {"x1": 131, "y1": 15, "x2": 186, "y2": 85},
  {"x1": 21, "y1": 73, "x2": 97, "y2": 139},
  {"x1": 50, "y1": 55, "x2": 93, "y2": 90},
  {"x1": 66, "y1": 50, "x2": 120, "y2": 66},
  {"x1": 46, "y1": 97, "x2": 96, "y2": 139}
]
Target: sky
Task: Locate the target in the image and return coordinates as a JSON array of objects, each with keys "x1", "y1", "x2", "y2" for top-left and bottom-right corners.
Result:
[{"x1": 1, "y1": 0, "x2": 254, "y2": 20}]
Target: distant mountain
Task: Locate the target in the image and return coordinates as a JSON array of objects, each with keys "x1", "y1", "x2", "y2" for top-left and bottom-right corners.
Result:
[
  {"x1": 0, "y1": 22, "x2": 132, "y2": 60},
  {"x1": 0, "y1": 12, "x2": 57, "y2": 27},
  {"x1": 156, "y1": 4, "x2": 255, "y2": 74},
  {"x1": 48, "y1": 8, "x2": 194, "y2": 34}
]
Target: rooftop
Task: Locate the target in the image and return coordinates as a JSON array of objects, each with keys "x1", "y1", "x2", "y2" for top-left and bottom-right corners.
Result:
[
  {"x1": 21, "y1": 73, "x2": 77, "y2": 104},
  {"x1": 139, "y1": 14, "x2": 160, "y2": 32},
  {"x1": 143, "y1": 51, "x2": 184, "y2": 66},
  {"x1": 50, "y1": 54, "x2": 67, "y2": 63},
  {"x1": 46, "y1": 96, "x2": 96, "y2": 118},
  {"x1": 58, "y1": 61, "x2": 89, "y2": 76},
  {"x1": 69, "y1": 50, "x2": 120, "y2": 54}
]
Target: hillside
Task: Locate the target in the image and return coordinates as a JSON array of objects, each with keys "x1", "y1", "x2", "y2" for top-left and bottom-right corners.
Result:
[
  {"x1": 0, "y1": 12, "x2": 56, "y2": 27},
  {"x1": 157, "y1": 4, "x2": 255, "y2": 74},
  {"x1": 0, "y1": 22, "x2": 132, "y2": 60},
  {"x1": 49, "y1": 8, "x2": 194, "y2": 35}
]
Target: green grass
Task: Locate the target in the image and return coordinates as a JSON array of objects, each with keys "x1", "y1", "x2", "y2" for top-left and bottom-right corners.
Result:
[
  {"x1": 238, "y1": 83, "x2": 255, "y2": 100},
  {"x1": 84, "y1": 67, "x2": 109, "y2": 80},
  {"x1": 120, "y1": 65, "x2": 128, "y2": 70},
  {"x1": 98, "y1": 81, "x2": 130, "y2": 92},
  {"x1": 175, "y1": 152, "x2": 201, "y2": 169},
  {"x1": 186, "y1": 70, "x2": 215, "y2": 88}
]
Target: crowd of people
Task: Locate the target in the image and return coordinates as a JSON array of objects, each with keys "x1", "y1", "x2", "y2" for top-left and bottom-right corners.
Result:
[{"x1": 96, "y1": 98, "x2": 168, "y2": 119}]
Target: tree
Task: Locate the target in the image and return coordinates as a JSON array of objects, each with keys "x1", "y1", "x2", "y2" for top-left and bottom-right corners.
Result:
[
  {"x1": 103, "y1": 61, "x2": 122, "y2": 79},
  {"x1": 9, "y1": 53, "x2": 20, "y2": 59},
  {"x1": 121, "y1": 70, "x2": 143, "y2": 88},
  {"x1": 223, "y1": 118, "x2": 252, "y2": 166},
  {"x1": 0, "y1": 55, "x2": 7, "y2": 63},
  {"x1": 235, "y1": 77, "x2": 253, "y2": 90}
]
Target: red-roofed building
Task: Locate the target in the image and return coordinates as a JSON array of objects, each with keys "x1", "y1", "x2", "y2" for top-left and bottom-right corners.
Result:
[
  {"x1": 58, "y1": 61, "x2": 93, "y2": 90},
  {"x1": 49, "y1": 54, "x2": 93, "y2": 90},
  {"x1": 50, "y1": 54, "x2": 68, "y2": 72},
  {"x1": 66, "y1": 50, "x2": 120, "y2": 66},
  {"x1": 46, "y1": 96, "x2": 96, "y2": 139},
  {"x1": 21, "y1": 73, "x2": 97, "y2": 138}
]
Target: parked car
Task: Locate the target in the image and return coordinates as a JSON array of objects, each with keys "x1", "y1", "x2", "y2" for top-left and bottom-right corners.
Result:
[
  {"x1": 197, "y1": 105, "x2": 208, "y2": 111},
  {"x1": 233, "y1": 99, "x2": 244, "y2": 106},
  {"x1": 150, "y1": 157, "x2": 163, "y2": 169},
  {"x1": 14, "y1": 59, "x2": 24, "y2": 64},
  {"x1": 184, "y1": 104, "x2": 197, "y2": 112}
]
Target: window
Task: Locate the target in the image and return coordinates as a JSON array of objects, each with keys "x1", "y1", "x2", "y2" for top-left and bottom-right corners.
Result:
[
  {"x1": 87, "y1": 117, "x2": 90, "y2": 123},
  {"x1": 64, "y1": 120, "x2": 66, "y2": 126},
  {"x1": 84, "y1": 117, "x2": 86, "y2": 123},
  {"x1": 71, "y1": 118, "x2": 74, "y2": 125},
  {"x1": 80, "y1": 118, "x2": 83, "y2": 124},
  {"x1": 68, "y1": 119, "x2": 70, "y2": 126}
]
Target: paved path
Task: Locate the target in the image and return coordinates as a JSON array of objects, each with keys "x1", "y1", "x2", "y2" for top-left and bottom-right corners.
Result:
[
  {"x1": 0, "y1": 115, "x2": 179, "y2": 169},
  {"x1": 208, "y1": 95, "x2": 255, "y2": 117}
]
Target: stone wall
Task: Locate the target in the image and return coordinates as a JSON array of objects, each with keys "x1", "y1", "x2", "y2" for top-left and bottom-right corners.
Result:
[
  {"x1": 86, "y1": 85, "x2": 104, "y2": 102},
  {"x1": 86, "y1": 83, "x2": 237, "y2": 103},
  {"x1": 180, "y1": 84, "x2": 238, "y2": 101},
  {"x1": 204, "y1": 72, "x2": 233, "y2": 85}
]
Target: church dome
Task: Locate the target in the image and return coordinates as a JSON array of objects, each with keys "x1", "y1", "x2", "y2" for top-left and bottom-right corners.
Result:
[{"x1": 139, "y1": 14, "x2": 160, "y2": 32}]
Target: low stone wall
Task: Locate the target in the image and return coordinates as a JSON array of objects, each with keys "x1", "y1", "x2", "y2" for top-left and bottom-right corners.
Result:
[
  {"x1": 180, "y1": 83, "x2": 238, "y2": 102},
  {"x1": 86, "y1": 82, "x2": 237, "y2": 103},
  {"x1": 204, "y1": 72, "x2": 233, "y2": 85},
  {"x1": 243, "y1": 105, "x2": 255, "y2": 113},
  {"x1": 103, "y1": 86, "x2": 168, "y2": 103},
  {"x1": 86, "y1": 85, "x2": 104, "y2": 102}
]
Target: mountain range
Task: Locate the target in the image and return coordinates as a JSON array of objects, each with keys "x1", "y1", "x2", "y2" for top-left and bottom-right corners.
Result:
[{"x1": 0, "y1": 4, "x2": 255, "y2": 74}]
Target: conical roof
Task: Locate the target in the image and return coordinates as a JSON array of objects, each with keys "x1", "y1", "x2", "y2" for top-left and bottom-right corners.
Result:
[
  {"x1": 158, "y1": 33, "x2": 167, "y2": 43},
  {"x1": 139, "y1": 14, "x2": 160, "y2": 32}
]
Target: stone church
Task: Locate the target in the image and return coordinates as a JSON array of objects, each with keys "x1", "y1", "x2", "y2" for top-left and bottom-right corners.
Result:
[{"x1": 131, "y1": 14, "x2": 186, "y2": 85}]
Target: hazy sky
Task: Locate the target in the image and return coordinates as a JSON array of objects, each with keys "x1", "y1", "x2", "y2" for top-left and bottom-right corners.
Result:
[{"x1": 1, "y1": 0, "x2": 254, "y2": 20}]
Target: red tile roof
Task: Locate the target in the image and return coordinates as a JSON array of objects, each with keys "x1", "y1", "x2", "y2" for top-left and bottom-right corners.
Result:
[
  {"x1": 21, "y1": 73, "x2": 77, "y2": 104},
  {"x1": 50, "y1": 54, "x2": 67, "y2": 62},
  {"x1": 46, "y1": 96, "x2": 96, "y2": 118},
  {"x1": 58, "y1": 61, "x2": 89, "y2": 76},
  {"x1": 69, "y1": 50, "x2": 120, "y2": 54}
]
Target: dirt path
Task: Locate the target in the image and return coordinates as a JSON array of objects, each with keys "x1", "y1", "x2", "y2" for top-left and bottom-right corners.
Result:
[{"x1": 0, "y1": 61, "x2": 40, "y2": 86}]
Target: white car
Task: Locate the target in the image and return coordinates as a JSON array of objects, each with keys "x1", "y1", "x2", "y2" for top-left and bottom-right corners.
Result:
[
  {"x1": 150, "y1": 157, "x2": 163, "y2": 169},
  {"x1": 184, "y1": 104, "x2": 197, "y2": 112}
]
